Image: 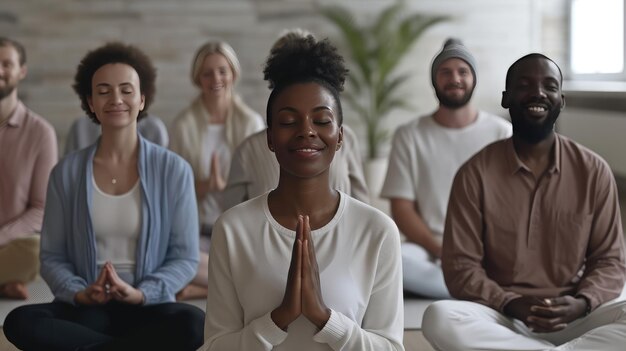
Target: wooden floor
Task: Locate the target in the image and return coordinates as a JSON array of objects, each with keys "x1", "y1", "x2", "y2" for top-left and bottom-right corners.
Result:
[
  {"x1": 405, "y1": 330, "x2": 436, "y2": 351},
  {"x1": 0, "y1": 328, "x2": 435, "y2": 351},
  {"x1": 0, "y1": 330, "x2": 17, "y2": 351}
]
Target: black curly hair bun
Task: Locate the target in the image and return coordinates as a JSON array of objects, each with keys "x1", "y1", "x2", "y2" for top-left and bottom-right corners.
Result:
[{"x1": 263, "y1": 35, "x2": 347, "y2": 93}]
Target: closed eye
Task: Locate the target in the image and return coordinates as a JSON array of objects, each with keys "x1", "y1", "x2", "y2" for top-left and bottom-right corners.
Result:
[{"x1": 314, "y1": 120, "x2": 332, "y2": 125}]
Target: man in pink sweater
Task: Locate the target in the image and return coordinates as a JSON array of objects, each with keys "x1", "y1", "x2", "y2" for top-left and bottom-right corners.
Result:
[{"x1": 0, "y1": 37, "x2": 57, "y2": 299}]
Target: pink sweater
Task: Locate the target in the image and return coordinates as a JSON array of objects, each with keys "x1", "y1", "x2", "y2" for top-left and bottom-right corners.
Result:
[{"x1": 0, "y1": 100, "x2": 57, "y2": 245}]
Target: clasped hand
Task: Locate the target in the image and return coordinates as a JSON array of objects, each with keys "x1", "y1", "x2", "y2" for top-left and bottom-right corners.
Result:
[
  {"x1": 199, "y1": 153, "x2": 226, "y2": 197},
  {"x1": 504, "y1": 295, "x2": 588, "y2": 333},
  {"x1": 74, "y1": 261, "x2": 144, "y2": 306},
  {"x1": 272, "y1": 215, "x2": 331, "y2": 331}
]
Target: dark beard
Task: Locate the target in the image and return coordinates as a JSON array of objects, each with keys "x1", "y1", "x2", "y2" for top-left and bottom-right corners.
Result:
[
  {"x1": 510, "y1": 107, "x2": 560, "y2": 144},
  {"x1": 0, "y1": 83, "x2": 16, "y2": 100},
  {"x1": 435, "y1": 86, "x2": 474, "y2": 109}
]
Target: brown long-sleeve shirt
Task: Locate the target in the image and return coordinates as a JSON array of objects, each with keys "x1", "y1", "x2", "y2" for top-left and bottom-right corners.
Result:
[{"x1": 443, "y1": 134, "x2": 625, "y2": 313}]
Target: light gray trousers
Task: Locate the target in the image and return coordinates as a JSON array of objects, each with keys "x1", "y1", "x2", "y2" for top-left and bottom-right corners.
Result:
[{"x1": 423, "y1": 297, "x2": 626, "y2": 351}]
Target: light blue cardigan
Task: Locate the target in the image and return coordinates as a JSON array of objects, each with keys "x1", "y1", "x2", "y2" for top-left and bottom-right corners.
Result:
[{"x1": 40, "y1": 136, "x2": 199, "y2": 305}]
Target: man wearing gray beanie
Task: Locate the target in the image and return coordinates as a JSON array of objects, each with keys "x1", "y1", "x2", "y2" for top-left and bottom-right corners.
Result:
[
  {"x1": 381, "y1": 37, "x2": 512, "y2": 299},
  {"x1": 430, "y1": 38, "x2": 478, "y2": 106}
]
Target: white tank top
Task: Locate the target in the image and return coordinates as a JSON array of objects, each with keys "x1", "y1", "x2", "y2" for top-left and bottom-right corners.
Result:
[{"x1": 91, "y1": 175, "x2": 141, "y2": 285}]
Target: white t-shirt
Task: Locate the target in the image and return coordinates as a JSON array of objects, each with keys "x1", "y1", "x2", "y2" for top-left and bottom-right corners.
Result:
[
  {"x1": 91, "y1": 176, "x2": 141, "y2": 285},
  {"x1": 381, "y1": 112, "x2": 512, "y2": 238},
  {"x1": 199, "y1": 124, "x2": 231, "y2": 228},
  {"x1": 201, "y1": 191, "x2": 404, "y2": 351}
]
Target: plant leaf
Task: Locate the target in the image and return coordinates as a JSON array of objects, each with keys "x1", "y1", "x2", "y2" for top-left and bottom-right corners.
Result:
[
  {"x1": 378, "y1": 97, "x2": 413, "y2": 118},
  {"x1": 347, "y1": 73, "x2": 362, "y2": 95},
  {"x1": 379, "y1": 14, "x2": 449, "y2": 79},
  {"x1": 372, "y1": 1, "x2": 404, "y2": 43},
  {"x1": 319, "y1": 5, "x2": 372, "y2": 85},
  {"x1": 376, "y1": 75, "x2": 411, "y2": 112},
  {"x1": 343, "y1": 92, "x2": 370, "y2": 123},
  {"x1": 318, "y1": 3, "x2": 449, "y2": 158}
]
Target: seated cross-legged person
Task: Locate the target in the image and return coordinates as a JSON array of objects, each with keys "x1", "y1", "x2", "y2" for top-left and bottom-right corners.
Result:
[
  {"x1": 170, "y1": 40, "x2": 265, "y2": 300},
  {"x1": 423, "y1": 53, "x2": 626, "y2": 351},
  {"x1": 0, "y1": 37, "x2": 58, "y2": 300},
  {"x1": 381, "y1": 38, "x2": 511, "y2": 299},
  {"x1": 198, "y1": 36, "x2": 404, "y2": 351},
  {"x1": 3, "y1": 42, "x2": 204, "y2": 351}
]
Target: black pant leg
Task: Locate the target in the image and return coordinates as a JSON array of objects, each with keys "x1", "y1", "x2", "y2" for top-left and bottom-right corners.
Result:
[
  {"x1": 3, "y1": 302, "x2": 115, "y2": 351},
  {"x1": 93, "y1": 302, "x2": 205, "y2": 351}
]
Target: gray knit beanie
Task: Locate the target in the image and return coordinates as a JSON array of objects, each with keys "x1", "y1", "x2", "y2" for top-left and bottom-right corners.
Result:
[{"x1": 431, "y1": 38, "x2": 477, "y2": 88}]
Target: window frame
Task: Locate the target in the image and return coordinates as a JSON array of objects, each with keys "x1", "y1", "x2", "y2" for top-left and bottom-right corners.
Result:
[{"x1": 568, "y1": 0, "x2": 626, "y2": 81}]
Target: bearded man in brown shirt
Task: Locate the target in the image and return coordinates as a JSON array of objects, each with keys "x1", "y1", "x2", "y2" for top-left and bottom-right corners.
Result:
[{"x1": 423, "y1": 53, "x2": 626, "y2": 351}]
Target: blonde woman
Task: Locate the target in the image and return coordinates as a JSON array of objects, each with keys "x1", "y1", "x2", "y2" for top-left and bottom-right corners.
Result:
[{"x1": 170, "y1": 40, "x2": 265, "y2": 299}]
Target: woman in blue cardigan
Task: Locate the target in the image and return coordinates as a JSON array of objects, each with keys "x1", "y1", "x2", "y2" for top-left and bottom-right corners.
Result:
[{"x1": 4, "y1": 43, "x2": 204, "y2": 351}]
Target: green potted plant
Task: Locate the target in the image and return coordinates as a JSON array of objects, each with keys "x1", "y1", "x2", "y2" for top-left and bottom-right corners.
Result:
[{"x1": 319, "y1": 1, "x2": 447, "y2": 159}]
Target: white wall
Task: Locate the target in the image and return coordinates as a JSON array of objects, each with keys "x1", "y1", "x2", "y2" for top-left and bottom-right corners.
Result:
[
  {"x1": 1, "y1": 0, "x2": 544, "y2": 153},
  {"x1": 559, "y1": 108, "x2": 626, "y2": 176},
  {"x1": 5, "y1": 0, "x2": 624, "y2": 177}
]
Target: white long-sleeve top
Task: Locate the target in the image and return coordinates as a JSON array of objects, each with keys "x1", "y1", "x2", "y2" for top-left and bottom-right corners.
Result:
[{"x1": 200, "y1": 191, "x2": 404, "y2": 351}]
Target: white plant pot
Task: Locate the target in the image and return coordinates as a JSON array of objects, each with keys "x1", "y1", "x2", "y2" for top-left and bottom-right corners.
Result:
[{"x1": 363, "y1": 157, "x2": 390, "y2": 215}]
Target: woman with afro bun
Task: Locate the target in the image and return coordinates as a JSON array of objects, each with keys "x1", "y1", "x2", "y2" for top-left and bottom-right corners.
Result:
[{"x1": 199, "y1": 35, "x2": 404, "y2": 351}]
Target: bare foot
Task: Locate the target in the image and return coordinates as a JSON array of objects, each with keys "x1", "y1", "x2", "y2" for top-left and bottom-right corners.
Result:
[
  {"x1": 0, "y1": 282, "x2": 29, "y2": 300},
  {"x1": 176, "y1": 284, "x2": 208, "y2": 301}
]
